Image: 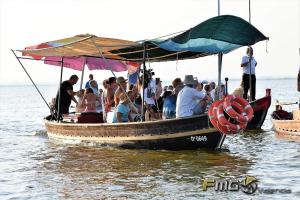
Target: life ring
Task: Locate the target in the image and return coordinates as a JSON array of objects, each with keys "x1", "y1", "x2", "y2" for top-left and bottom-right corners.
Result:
[
  {"x1": 223, "y1": 95, "x2": 254, "y2": 123},
  {"x1": 216, "y1": 102, "x2": 247, "y2": 133},
  {"x1": 208, "y1": 100, "x2": 231, "y2": 134}
]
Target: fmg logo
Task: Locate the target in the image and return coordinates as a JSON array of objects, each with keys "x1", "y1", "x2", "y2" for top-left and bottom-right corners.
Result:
[{"x1": 202, "y1": 176, "x2": 258, "y2": 194}]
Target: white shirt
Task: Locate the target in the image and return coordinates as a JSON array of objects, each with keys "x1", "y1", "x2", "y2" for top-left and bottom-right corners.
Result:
[
  {"x1": 142, "y1": 87, "x2": 155, "y2": 105},
  {"x1": 241, "y1": 55, "x2": 257, "y2": 75},
  {"x1": 210, "y1": 89, "x2": 215, "y2": 100},
  {"x1": 176, "y1": 86, "x2": 205, "y2": 118}
]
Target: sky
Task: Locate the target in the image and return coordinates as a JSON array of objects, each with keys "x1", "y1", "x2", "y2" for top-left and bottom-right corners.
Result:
[{"x1": 0, "y1": 0, "x2": 299, "y2": 85}]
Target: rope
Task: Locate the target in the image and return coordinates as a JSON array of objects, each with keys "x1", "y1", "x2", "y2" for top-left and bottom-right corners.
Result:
[
  {"x1": 137, "y1": 29, "x2": 188, "y2": 42},
  {"x1": 94, "y1": 45, "x2": 160, "y2": 56}
]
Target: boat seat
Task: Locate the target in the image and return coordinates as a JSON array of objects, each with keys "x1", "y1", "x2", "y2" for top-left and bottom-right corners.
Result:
[{"x1": 77, "y1": 112, "x2": 104, "y2": 123}]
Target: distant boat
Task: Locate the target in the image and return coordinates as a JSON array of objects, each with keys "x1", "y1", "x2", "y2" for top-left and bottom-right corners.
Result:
[{"x1": 271, "y1": 108, "x2": 300, "y2": 142}]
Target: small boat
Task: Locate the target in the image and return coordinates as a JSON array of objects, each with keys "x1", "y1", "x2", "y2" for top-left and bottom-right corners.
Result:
[
  {"x1": 13, "y1": 15, "x2": 269, "y2": 150},
  {"x1": 247, "y1": 89, "x2": 272, "y2": 129},
  {"x1": 271, "y1": 107, "x2": 300, "y2": 142}
]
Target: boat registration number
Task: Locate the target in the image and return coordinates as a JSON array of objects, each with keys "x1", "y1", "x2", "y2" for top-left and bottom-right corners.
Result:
[{"x1": 190, "y1": 136, "x2": 207, "y2": 142}]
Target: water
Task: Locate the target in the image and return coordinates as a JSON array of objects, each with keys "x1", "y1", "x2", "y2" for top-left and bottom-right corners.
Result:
[{"x1": 0, "y1": 79, "x2": 300, "y2": 199}]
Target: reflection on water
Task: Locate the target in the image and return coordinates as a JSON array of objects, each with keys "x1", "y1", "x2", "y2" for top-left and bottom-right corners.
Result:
[
  {"x1": 275, "y1": 132, "x2": 300, "y2": 143},
  {"x1": 21, "y1": 143, "x2": 252, "y2": 199},
  {"x1": 1, "y1": 81, "x2": 300, "y2": 199}
]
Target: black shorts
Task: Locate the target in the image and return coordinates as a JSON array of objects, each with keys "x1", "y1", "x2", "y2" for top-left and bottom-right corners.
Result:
[{"x1": 148, "y1": 104, "x2": 158, "y2": 113}]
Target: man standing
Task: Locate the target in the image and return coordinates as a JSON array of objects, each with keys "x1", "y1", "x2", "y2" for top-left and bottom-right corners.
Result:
[
  {"x1": 55, "y1": 75, "x2": 79, "y2": 115},
  {"x1": 85, "y1": 74, "x2": 94, "y2": 89},
  {"x1": 241, "y1": 47, "x2": 257, "y2": 101}
]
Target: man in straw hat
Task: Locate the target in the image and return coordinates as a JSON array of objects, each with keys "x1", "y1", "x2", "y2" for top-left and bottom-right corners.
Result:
[
  {"x1": 176, "y1": 75, "x2": 210, "y2": 118},
  {"x1": 112, "y1": 92, "x2": 133, "y2": 123}
]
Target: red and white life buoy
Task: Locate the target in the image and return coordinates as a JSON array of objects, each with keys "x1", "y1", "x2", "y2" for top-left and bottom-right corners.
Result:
[
  {"x1": 223, "y1": 95, "x2": 254, "y2": 123},
  {"x1": 208, "y1": 100, "x2": 230, "y2": 134},
  {"x1": 208, "y1": 95, "x2": 254, "y2": 134},
  {"x1": 216, "y1": 103, "x2": 247, "y2": 133}
]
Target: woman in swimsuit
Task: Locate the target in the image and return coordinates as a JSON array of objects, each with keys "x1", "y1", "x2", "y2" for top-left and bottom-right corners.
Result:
[{"x1": 82, "y1": 88, "x2": 97, "y2": 112}]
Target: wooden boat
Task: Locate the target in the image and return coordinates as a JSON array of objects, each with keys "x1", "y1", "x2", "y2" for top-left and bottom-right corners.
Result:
[
  {"x1": 13, "y1": 15, "x2": 269, "y2": 150},
  {"x1": 247, "y1": 89, "x2": 272, "y2": 129},
  {"x1": 271, "y1": 109, "x2": 300, "y2": 142},
  {"x1": 43, "y1": 88, "x2": 271, "y2": 150},
  {"x1": 45, "y1": 114, "x2": 222, "y2": 150}
]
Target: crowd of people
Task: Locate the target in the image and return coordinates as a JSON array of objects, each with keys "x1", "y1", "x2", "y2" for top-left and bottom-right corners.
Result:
[
  {"x1": 53, "y1": 47, "x2": 257, "y2": 123},
  {"x1": 54, "y1": 73, "x2": 224, "y2": 123}
]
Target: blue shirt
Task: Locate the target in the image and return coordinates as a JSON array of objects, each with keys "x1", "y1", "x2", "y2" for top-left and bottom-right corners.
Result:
[
  {"x1": 112, "y1": 103, "x2": 130, "y2": 123},
  {"x1": 85, "y1": 81, "x2": 90, "y2": 89},
  {"x1": 163, "y1": 95, "x2": 177, "y2": 119}
]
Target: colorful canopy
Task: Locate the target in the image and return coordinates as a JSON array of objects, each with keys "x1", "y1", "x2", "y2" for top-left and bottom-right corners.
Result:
[
  {"x1": 21, "y1": 34, "x2": 138, "y2": 60},
  {"x1": 18, "y1": 15, "x2": 268, "y2": 67},
  {"x1": 44, "y1": 56, "x2": 140, "y2": 72}
]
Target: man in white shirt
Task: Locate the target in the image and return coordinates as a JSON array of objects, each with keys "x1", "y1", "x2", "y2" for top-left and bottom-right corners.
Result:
[
  {"x1": 176, "y1": 75, "x2": 209, "y2": 118},
  {"x1": 241, "y1": 47, "x2": 257, "y2": 101}
]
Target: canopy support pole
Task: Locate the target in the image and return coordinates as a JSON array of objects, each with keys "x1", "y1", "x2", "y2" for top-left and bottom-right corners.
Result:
[
  {"x1": 249, "y1": 0, "x2": 251, "y2": 23},
  {"x1": 216, "y1": 0, "x2": 226, "y2": 150},
  {"x1": 218, "y1": 0, "x2": 220, "y2": 15},
  {"x1": 141, "y1": 43, "x2": 147, "y2": 122},
  {"x1": 11, "y1": 49, "x2": 51, "y2": 112},
  {"x1": 216, "y1": 52, "x2": 226, "y2": 149},
  {"x1": 249, "y1": 58, "x2": 252, "y2": 102},
  {"x1": 217, "y1": 53, "x2": 223, "y2": 100},
  {"x1": 79, "y1": 58, "x2": 86, "y2": 90},
  {"x1": 216, "y1": 133, "x2": 226, "y2": 150},
  {"x1": 248, "y1": 0, "x2": 253, "y2": 102},
  {"x1": 57, "y1": 57, "x2": 64, "y2": 122}
]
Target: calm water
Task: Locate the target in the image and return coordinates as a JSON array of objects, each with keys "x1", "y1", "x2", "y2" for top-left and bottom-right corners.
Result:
[{"x1": 0, "y1": 79, "x2": 300, "y2": 200}]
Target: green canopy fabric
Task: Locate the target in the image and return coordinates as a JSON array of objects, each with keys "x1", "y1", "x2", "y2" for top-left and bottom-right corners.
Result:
[
  {"x1": 156, "y1": 15, "x2": 268, "y2": 54},
  {"x1": 111, "y1": 15, "x2": 268, "y2": 61}
]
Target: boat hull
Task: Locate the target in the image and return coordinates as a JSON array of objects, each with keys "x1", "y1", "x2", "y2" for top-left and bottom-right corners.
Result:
[
  {"x1": 45, "y1": 114, "x2": 223, "y2": 150},
  {"x1": 247, "y1": 94, "x2": 271, "y2": 129},
  {"x1": 272, "y1": 110, "x2": 300, "y2": 142}
]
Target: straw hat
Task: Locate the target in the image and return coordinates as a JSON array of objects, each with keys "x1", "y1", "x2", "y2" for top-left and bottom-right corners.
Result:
[
  {"x1": 119, "y1": 93, "x2": 129, "y2": 104},
  {"x1": 117, "y1": 76, "x2": 127, "y2": 84},
  {"x1": 184, "y1": 75, "x2": 197, "y2": 85}
]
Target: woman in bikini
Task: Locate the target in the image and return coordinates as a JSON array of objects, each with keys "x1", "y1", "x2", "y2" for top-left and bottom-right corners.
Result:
[{"x1": 82, "y1": 88, "x2": 97, "y2": 112}]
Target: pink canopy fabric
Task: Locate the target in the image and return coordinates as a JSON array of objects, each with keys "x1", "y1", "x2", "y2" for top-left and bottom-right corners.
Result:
[{"x1": 44, "y1": 56, "x2": 140, "y2": 72}]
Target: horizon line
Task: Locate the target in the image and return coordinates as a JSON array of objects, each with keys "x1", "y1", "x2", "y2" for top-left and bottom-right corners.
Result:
[{"x1": 0, "y1": 77, "x2": 296, "y2": 86}]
